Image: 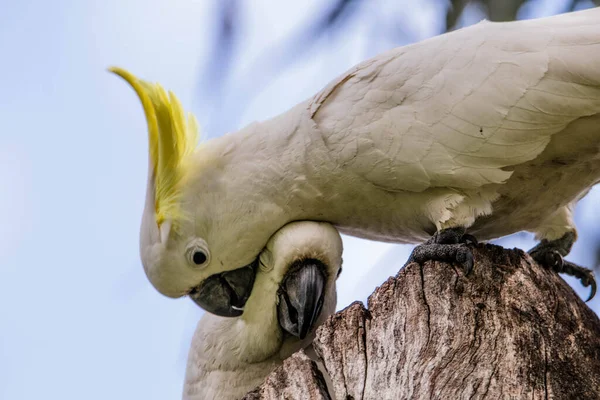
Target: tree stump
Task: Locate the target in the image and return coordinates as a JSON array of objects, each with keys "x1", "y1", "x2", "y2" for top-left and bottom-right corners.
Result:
[
  {"x1": 243, "y1": 351, "x2": 331, "y2": 400},
  {"x1": 245, "y1": 243, "x2": 600, "y2": 400}
]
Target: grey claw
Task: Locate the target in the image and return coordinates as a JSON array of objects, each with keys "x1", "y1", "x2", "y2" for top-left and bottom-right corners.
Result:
[
  {"x1": 408, "y1": 243, "x2": 474, "y2": 275},
  {"x1": 528, "y1": 232, "x2": 596, "y2": 302},
  {"x1": 560, "y1": 260, "x2": 596, "y2": 302},
  {"x1": 582, "y1": 274, "x2": 597, "y2": 302},
  {"x1": 544, "y1": 250, "x2": 563, "y2": 271},
  {"x1": 408, "y1": 228, "x2": 478, "y2": 275},
  {"x1": 456, "y1": 247, "x2": 474, "y2": 275},
  {"x1": 586, "y1": 281, "x2": 596, "y2": 302},
  {"x1": 462, "y1": 234, "x2": 478, "y2": 246}
]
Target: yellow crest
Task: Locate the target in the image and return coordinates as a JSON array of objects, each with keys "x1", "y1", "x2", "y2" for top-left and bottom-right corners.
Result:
[{"x1": 109, "y1": 67, "x2": 199, "y2": 227}]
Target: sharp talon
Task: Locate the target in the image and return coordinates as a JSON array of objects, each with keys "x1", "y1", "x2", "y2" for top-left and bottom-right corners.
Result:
[
  {"x1": 587, "y1": 280, "x2": 597, "y2": 302},
  {"x1": 580, "y1": 271, "x2": 597, "y2": 302},
  {"x1": 543, "y1": 250, "x2": 563, "y2": 271},
  {"x1": 528, "y1": 232, "x2": 596, "y2": 302},
  {"x1": 455, "y1": 247, "x2": 474, "y2": 275},
  {"x1": 462, "y1": 234, "x2": 478, "y2": 245},
  {"x1": 465, "y1": 255, "x2": 474, "y2": 276}
]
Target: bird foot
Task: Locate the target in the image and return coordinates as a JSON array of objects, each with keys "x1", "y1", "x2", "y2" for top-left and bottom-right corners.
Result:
[
  {"x1": 408, "y1": 227, "x2": 476, "y2": 274},
  {"x1": 528, "y1": 232, "x2": 596, "y2": 302}
]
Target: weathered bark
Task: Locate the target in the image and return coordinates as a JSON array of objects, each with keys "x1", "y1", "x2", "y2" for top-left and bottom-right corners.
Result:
[
  {"x1": 246, "y1": 244, "x2": 600, "y2": 400},
  {"x1": 242, "y1": 350, "x2": 330, "y2": 400}
]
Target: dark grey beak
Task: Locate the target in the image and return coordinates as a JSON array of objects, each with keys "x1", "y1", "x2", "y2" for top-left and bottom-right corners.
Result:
[
  {"x1": 189, "y1": 262, "x2": 257, "y2": 317},
  {"x1": 277, "y1": 259, "x2": 326, "y2": 340}
]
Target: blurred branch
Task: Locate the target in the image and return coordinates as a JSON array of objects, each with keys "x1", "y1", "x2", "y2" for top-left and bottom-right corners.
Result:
[
  {"x1": 203, "y1": 0, "x2": 238, "y2": 93},
  {"x1": 312, "y1": 0, "x2": 360, "y2": 36},
  {"x1": 445, "y1": 0, "x2": 470, "y2": 31},
  {"x1": 445, "y1": 0, "x2": 533, "y2": 32},
  {"x1": 564, "y1": 0, "x2": 600, "y2": 12},
  {"x1": 197, "y1": 0, "x2": 363, "y2": 137},
  {"x1": 199, "y1": 0, "x2": 600, "y2": 138},
  {"x1": 481, "y1": 0, "x2": 524, "y2": 21}
]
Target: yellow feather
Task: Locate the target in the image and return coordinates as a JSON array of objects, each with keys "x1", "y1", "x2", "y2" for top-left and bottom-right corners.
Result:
[{"x1": 108, "y1": 67, "x2": 200, "y2": 227}]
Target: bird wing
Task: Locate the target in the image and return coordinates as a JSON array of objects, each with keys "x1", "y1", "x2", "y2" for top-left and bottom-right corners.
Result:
[{"x1": 308, "y1": 8, "x2": 600, "y2": 193}]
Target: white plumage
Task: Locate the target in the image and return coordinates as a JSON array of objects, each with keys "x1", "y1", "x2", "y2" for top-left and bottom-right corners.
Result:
[
  {"x1": 113, "y1": 8, "x2": 600, "y2": 302},
  {"x1": 182, "y1": 221, "x2": 342, "y2": 400}
]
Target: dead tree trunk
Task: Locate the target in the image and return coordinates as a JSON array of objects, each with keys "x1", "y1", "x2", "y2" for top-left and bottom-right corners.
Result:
[{"x1": 244, "y1": 243, "x2": 600, "y2": 400}]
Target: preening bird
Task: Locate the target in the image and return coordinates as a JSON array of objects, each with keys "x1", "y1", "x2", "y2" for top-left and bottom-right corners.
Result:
[
  {"x1": 110, "y1": 7, "x2": 599, "y2": 314},
  {"x1": 182, "y1": 221, "x2": 342, "y2": 400}
]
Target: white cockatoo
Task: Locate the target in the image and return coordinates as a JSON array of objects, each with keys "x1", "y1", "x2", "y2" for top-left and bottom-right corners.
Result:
[
  {"x1": 182, "y1": 221, "x2": 342, "y2": 400},
  {"x1": 110, "y1": 7, "x2": 599, "y2": 314}
]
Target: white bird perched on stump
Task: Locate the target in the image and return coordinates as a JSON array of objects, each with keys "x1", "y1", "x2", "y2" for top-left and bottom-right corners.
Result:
[
  {"x1": 182, "y1": 221, "x2": 342, "y2": 400},
  {"x1": 110, "y1": 7, "x2": 599, "y2": 316}
]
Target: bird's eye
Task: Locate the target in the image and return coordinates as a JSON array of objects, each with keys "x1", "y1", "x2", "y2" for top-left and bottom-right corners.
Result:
[
  {"x1": 193, "y1": 251, "x2": 207, "y2": 265},
  {"x1": 186, "y1": 239, "x2": 210, "y2": 268}
]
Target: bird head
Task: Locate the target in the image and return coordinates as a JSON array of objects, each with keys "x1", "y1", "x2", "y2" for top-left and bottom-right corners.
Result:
[
  {"x1": 210, "y1": 220, "x2": 343, "y2": 363},
  {"x1": 110, "y1": 67, "x2": 287, "y2": 317},
  {"x1": 183, "y1": 220, "x2": 342, "y2": 397},
  {"x1": 260, "y1": 221, "x2": 343, "y2": 346}
]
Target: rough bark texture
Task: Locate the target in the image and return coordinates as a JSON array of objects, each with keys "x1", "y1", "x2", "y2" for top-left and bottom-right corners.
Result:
[
  {"x1": 247, "y1": 244, "x2": 600, "y2": 400},
  {"x1": 242, "y1": 350, "x2": 331, "y2": 400}
]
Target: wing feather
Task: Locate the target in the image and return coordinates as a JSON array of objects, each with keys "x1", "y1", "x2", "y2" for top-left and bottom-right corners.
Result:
[{"x1": 310, "y1": 8, "x2": 600, "y2": 192}]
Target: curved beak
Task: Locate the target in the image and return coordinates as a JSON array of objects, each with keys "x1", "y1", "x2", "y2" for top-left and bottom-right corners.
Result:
[
  {"x1": 277, "y1": 260, "x2": 326, "y2": 339},
  {"x1": 189, "y1": 262, "x2": 257, "y2": 317}
]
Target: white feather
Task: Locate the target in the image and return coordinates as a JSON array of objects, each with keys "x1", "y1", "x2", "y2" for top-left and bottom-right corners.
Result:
[
  {"x1": 182, "y1": 222, "x2": 342, "y2": 400},
  {"x1": 124, "y1": 8, "x2": 600, "y2": 298}
]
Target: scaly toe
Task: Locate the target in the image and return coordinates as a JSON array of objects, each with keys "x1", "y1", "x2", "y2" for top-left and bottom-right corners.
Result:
[
  {"x1": 562, "y1": 261, "x2": 597, "y2": 302},
  {"x1": 455, "y1": 246, "x2": 474, "y2": 275},
  {"x1": 543, "y1": 250, "x2": 564, "y2": 272},
  {"x1": 408, "y1": 243, "x2": 474, "y2": 275},
  {"x1": 461, "y1": 234, "x2": 478, "y2": 246}
]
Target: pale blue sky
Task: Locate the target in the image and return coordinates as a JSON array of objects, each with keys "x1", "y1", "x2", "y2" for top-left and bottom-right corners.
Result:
[{"x1": 1, "y1": 1, "x2": 598, "y2": 399}]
